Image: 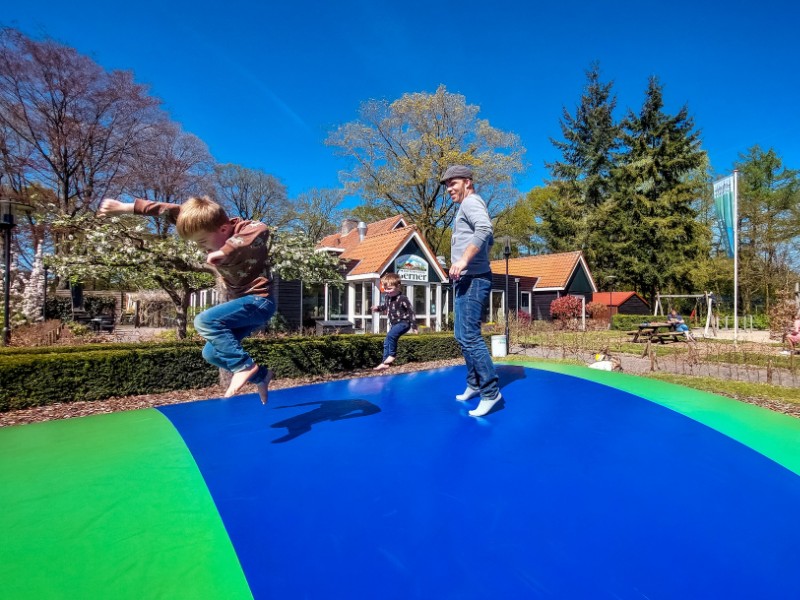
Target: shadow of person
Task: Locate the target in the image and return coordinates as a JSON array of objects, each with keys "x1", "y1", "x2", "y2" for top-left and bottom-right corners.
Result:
[
  {"x1": 496, "y1": 364, "x2": 527, "y2": 390},
  {"x1": 270, "y1": 399, "x2": 381, "y2": 443},
  {"x1": 471, "y1": 364, "x2": 526, "y2": 417}
]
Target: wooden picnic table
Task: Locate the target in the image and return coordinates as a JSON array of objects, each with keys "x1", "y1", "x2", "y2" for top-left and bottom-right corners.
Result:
[{"x1": 626, "y1": 321, "x2": 684, "y2": 343}]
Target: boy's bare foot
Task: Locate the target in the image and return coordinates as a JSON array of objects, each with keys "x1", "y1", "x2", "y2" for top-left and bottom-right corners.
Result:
[
  {"x1": 374, "y1": 356, "x2": 395, "y2": 371},
  {"x1": 257, "y1": 369, "x2": 274, "y2": 404},
  {"x1": 224, "y1": 364, "x2": 259, "y2": 397}
]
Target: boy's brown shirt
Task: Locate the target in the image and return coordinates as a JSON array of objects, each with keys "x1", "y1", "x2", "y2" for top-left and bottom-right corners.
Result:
[{"x1": 133, "y1": 199, "x2": 271, "y2": 298}]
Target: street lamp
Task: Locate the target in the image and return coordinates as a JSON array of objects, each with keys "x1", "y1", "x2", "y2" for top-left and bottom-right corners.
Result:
[
  {"x1": 1, "y1": 198, "x2": 33, "y2": 346},
  {"x1": 503, "y1": 236, "x2": 512, "y2": 349}
]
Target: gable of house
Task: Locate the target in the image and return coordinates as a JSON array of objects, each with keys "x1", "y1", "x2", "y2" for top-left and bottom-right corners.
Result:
[{"x1": 490, "y1": 251, "x2": 595, "y2": 292}]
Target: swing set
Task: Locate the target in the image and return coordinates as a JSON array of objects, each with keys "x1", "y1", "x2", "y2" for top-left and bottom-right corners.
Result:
[{"x1": 653, "y1": 292, "x2": 718, "y2": 337}]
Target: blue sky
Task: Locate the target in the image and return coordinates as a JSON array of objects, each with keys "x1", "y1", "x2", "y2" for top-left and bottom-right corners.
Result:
[{"x1": 4, "y1": 0, "x2": 798, "y2": 203}]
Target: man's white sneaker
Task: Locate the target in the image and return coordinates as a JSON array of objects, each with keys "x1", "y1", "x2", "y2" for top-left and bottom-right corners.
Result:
[
  {"x1": 469, "y1": 393, "x2": 503, "y2": 417},
  {"x1": 456, "y1": 387, "x2": 480, "y2": 402}
]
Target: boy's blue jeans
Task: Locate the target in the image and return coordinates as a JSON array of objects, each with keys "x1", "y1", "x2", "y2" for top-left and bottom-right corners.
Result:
[
  {"x1": 194, "y1": 295, "x2": 275, "y2": 385},
  {"x1": 383, "y1": 321, "x2": 411, "y2": 363},
  {"x1": 454, "y1": 273, "x2": 499, "y2": 400}
]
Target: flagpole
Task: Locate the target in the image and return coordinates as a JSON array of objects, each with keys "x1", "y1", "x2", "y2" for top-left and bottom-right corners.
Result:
[{"x1": 733, "y1": 169, "x2": 739, "y2": 347}]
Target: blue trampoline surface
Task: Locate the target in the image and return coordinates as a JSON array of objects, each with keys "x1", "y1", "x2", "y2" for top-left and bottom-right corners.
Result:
[{"x1": 158, "y1": 365, "x2": 800, "y2": 599}]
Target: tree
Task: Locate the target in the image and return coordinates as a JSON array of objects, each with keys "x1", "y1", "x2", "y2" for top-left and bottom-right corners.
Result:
[
  {"x1": 326, "y1": 85, "x2": 525, "y2": 256},
  {"x1": 0, "y1": 28, "x2": 162, "y2": 217},
  {"x1": 541, "y1": 63, "x2": 620, "y2": 266},
  {"x1": 734, "y1": 146, "x2": 800, "y2": 312},
  {"x1": 291, "y1": 187, "x2": 344, "y2": 242},
  {"x1": 494, "y1": 186, "x2": 553, "y2": 257},
  {"x1": 49, "y1": 212, "x2": 343, "y2": 338},
  {"x1": 125, "y1": 121, "x2": 214, "y2": 235},
  {"x1": 215, "y1": 164, "x2": 294, "y2": 229},
  {"x1": 21, "y1": 241, "x2": 45, "y2": 322},
  {"x1": 608, "y1": 76, "x2": 710, "y2": 304}
]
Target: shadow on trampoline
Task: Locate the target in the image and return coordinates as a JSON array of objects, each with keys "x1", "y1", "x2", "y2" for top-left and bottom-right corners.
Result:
[
  {"x1": 497, "y1": 364, "x2": 527, "y2": 389},
  {"x1": 270, "y1": 399, "x2": 381, "y2": 443}
]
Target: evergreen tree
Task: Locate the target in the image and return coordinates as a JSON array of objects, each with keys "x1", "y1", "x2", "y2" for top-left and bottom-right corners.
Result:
[
  {"x1": 609, "y1": 77, "x2": 710, "y2": 304},
  {"x1": 542, "y1": 62, "x2": 620, "y2": 272}
]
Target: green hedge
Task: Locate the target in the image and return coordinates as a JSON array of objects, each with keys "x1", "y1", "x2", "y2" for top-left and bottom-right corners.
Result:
[
  {"x1": 612, "y1": 314, "x2": 659, "y2": 330},
  {"x1": 1, "y1": 333, "x2": 467, "y2": 412}
]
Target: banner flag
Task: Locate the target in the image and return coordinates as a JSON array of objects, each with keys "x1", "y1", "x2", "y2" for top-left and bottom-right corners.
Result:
[{"x1": 713, "y1": 175, "x2": 735, "y2": 258}]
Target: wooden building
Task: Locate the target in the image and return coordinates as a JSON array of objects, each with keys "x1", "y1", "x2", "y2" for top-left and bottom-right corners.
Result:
[{"x1": 488, "y1": 251, "x2": 597, "y2": 321}]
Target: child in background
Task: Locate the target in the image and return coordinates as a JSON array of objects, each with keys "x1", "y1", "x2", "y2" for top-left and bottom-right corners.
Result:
[
  {"x1": 782, "y1": 313, "x2": 800, "y2": 355},
  {"x1": 371, "y1": 273, "x2": 418, "y2": 371},
  {"x1": 97, "y1": 195, "x2": 275, "y2": 403}
]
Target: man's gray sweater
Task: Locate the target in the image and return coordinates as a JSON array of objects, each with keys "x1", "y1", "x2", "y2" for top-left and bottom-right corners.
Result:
[{"x1": 451, "y1": 192, "x2": 494, "y2": 275}]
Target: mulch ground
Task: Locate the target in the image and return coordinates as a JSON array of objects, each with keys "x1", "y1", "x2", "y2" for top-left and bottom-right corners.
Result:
[
  {"x1": 2, "y1": 354, "x2": 799, "y2": 427},
  {"x1": 0, "y1": 359, "x2": 464, "y2": 427}
]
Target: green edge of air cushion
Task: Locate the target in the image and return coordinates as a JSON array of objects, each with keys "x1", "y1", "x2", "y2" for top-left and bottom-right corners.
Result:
[
  {"x1": 508, "y1": 360, "x2": 800, "y2": 477},
  {"x1": 0, "y1": 408, "x2": 253, "y2": 600}
]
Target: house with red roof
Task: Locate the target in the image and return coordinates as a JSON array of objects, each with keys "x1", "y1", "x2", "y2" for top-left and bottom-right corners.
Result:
[
  {"x1": 590, "y1": 291, "x2": 650, "y2": 317},
  {"x1": 488, "y1": 251, "x2": 597, "y2": 321},
  {"x1": 312, "y1": 216, "x2": 449, "y2": 332}
]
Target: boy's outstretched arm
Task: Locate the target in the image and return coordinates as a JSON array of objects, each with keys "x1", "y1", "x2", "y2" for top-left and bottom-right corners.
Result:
[{"x1": 97, "y1": 198, "x2": 135, "y2": 217}]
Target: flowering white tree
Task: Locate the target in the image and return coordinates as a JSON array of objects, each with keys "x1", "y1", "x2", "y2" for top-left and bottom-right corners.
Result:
[
  {"x1": 49, "y1": 213, "x2": 343, "y2": 338},
  {"x1": 20, "y1": 241, "x2": 44, "y2": 322}
]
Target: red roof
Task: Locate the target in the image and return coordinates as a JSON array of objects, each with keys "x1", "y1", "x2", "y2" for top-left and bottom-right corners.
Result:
[
  {"x1": 592, "y1": 291, "x2": 649, "y2": 307},
  {"x1": 489, "y1": 251, "x2": 589, "y2": 289},
  {"x1": 317, "y1": 216, "x2": 407, "y2": 252},
  {"x1": 316, "y1": 216, "x2": 447, "y2": 281}
]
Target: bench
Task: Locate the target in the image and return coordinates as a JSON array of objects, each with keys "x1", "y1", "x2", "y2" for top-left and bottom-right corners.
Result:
[
  {"x1": 651, "y1": 330, "x2": 690, "y2": 344},
  {"x1": 73, "y1": 311, "x2": 116, "y2": 332}
]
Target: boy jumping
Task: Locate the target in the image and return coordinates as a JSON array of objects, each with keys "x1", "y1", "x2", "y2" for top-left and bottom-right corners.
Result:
[{"x1": 98, "y1": 195, "x2": 275, "y2": 404}]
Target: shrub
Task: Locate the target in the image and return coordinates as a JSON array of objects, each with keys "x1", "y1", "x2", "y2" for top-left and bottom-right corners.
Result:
[
  {"x1": 45, "y1": 297, "x2": 72, "y2": 321},
  {"x1": 550, "y1": 296, "x2": 584, "y2": 329},
  {"x1": 0, "y1": 333, "x2": 471, "y2": 411},
  {"x1": 612, "y1": 314, "x2": 654, "y2": 331},
  {"x1": 586, "y1": 301, "x2": 608, "y2": 320}
]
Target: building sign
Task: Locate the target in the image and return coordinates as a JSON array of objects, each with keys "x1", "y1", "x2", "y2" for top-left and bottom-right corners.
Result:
[{"x1": 395, "y1": 254, "x2": 428, "y2": 282}]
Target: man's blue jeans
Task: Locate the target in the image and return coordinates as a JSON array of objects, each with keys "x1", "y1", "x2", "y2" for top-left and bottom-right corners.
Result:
[
  {"x1": 383, "y1": 321, "x2": 411, "y2": 363},
  {"x1": 194, "y1": 294, "x2": 275, "y2": 385},
  {"x1": 454, "y1": 273, "x2": 499, "y2": 400}
]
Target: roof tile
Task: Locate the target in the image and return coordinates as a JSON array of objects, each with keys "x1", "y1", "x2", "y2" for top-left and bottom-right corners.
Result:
[{"x1": 490, "y1": 251, "x2": 583, "y2": 288}]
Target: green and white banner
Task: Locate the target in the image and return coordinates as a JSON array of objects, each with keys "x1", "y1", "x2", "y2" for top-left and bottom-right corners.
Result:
[{"x1": 713, "y1": 175, "x2": 735, "y2": 258}]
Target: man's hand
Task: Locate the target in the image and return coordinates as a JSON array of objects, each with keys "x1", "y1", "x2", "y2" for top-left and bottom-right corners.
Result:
[
  {"x1": 97, "y1": 198, "x2": 133, "y2": 218},
  {"x1": 449, "y1": 259, "x2": 468, "y2": 281},
  {"x1": 206, "y1": 250, "x2": 226, "y2": 266}
]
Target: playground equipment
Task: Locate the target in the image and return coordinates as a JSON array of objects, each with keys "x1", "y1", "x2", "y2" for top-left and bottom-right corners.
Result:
[{"x1": 653, "y1": 292, "x2": 718, "y2": 338}]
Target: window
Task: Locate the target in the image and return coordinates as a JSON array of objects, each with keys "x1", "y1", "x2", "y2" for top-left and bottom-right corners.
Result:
[
  {"x1": 490, "y1": 290, "x2": 504, "y2": 323},
  {"x1": 328, "y1": 285, "x2": 346, "y2": 318},
  {"x1": 354, "y1": 283, "x2": 363, "y2": 314},
  {"x1": 413, "y1": 286, "x2": 426, "y2": 318},
  {"x1": 520, "y1": 292, "x2": 531, "y2": 315}
]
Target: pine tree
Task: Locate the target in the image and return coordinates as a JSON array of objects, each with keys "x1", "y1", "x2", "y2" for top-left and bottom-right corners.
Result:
[
  {"x1": 542, "y1": 63, "x2": 620, "y2": 273},
  {"x1": 609, "y1": 77, "x2": 710, "y2": 304}
]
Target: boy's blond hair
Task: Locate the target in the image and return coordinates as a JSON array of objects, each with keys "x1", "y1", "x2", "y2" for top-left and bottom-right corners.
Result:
[
  {"x1": 381, "y1": 272, "x2": 401, "y2": 289},
  {"x1": 176, "y1": 196, "x2": 229, "y2": 238}
]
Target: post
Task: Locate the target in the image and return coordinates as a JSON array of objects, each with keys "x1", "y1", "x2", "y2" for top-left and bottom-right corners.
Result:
[
  {"x1": 581, "y1": 296, "x2": 586, "y2": 331},
  {"x1": 503, "y1": 237, "x2": 511, "y2": 348},
  {"x1": 43, "y1": 263, "x2": 49, "y2": 320},
  {"x1": 2, "y1": 218, "x2": 11, "y2": 346},
  {"x1": 733, "y1": 169, "x2": 739, "y2": 347}
]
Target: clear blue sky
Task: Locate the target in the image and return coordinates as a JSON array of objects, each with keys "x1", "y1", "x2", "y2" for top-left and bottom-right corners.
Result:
[{"x1": 4, "y1": 0, "x2": 798, "y2": 203}]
